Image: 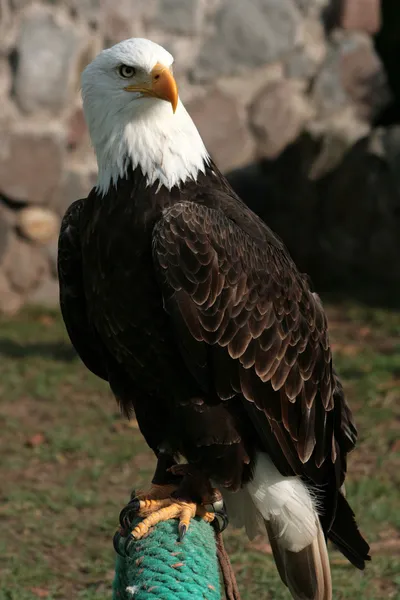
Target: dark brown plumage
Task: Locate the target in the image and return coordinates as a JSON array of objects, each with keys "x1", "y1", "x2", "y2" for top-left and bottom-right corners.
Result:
[{"x1": 58, "y1": 160, "x2": 369, "y2": 582}]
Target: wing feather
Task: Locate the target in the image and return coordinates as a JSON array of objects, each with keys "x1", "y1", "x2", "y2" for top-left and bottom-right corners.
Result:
[
  {"x1": 152, "y1": 201, "x2": 357, "y2": 486},
  {"x1": 58, "y1": 200, "x2": 109, "y2": 381}
]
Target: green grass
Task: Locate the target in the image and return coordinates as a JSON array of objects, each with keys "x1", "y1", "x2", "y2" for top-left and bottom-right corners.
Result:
[{"x1": 0, "y1": 304, "x2": 399, "y2": 599}]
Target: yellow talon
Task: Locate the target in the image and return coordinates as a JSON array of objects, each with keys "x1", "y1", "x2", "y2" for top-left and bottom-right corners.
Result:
[
  {"x1": 130, "y1": 498, "x2": 215, "y2": 540},
  {"x1": 137, "y1": 498, "x2": 172, "y2": 515},
  {"x1": 121, "y1": 477, "x2": 223, "y2": 541}
]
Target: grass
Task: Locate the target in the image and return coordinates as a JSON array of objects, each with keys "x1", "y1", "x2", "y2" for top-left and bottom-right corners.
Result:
[{"x1": 0, "y1": 303, "x2": 399, "y2": 599}]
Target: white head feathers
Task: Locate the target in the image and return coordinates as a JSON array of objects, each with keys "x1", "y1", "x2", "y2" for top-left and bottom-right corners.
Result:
[{"x1": 81, "y1": 38, "x2": 209, "y2": 195}]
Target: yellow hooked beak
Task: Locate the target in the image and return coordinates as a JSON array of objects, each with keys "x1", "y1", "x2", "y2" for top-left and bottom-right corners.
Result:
[{"x1": 124, "y1": 63, "x2": 178, "y2": 113}]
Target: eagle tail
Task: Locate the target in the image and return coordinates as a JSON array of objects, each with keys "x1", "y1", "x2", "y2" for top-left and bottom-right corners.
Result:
[
  {"x1": 223, "y1": 453, "x2": 369, "y2": 598},
  {"x1": 246, "y1": 453, "x2": 332, "y2": 600},
  {"x1": 327, "y1": 492, "x2": 370, "y2": 570},
  {"x1": 265, "y1": 518, "x2": 332, "y2": 600}
]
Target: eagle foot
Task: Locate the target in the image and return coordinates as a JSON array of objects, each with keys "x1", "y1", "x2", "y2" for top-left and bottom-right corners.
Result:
[
  {"x1": 114, "y1": 472, "x2": 228, "y2": 556},
  {"x1": 113, "y1": 498, "x2": 228, "y2": 557},
  {"x1": 114, "y1": 497, "x2": 228, "y2": 556},
  {"x1": 114, "y1": 499, "x2": 217, "y2": 555},
  {"x1": 119, "y1": 483, "x2": 178, "y2": 531},
  {"x1": 130, "y1": 498, "x2": 216, "y2": 541}
]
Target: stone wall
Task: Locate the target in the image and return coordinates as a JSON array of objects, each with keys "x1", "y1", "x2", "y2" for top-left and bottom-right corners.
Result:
[{"x1": 0, "y1": 0, "x2": 395, "y2": 312}]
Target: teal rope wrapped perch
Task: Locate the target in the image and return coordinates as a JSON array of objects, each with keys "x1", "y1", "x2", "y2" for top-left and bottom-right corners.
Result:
[{"x1": 113, "y1": 517, "x2": 221, "y2": 600}]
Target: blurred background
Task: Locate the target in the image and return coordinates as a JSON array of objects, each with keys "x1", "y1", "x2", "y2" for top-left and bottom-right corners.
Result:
[{"x1": 0, "y1": 1, "x2": 399, "y2": 599}]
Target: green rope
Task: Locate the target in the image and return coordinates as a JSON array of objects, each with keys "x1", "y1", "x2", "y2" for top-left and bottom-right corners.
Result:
[{"x1": 113, "y1": 517, "x2": 221, "y2": 600}]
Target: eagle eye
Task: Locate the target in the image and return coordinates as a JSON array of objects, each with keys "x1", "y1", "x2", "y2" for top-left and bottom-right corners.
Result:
[{"x1": 118, "y1": 65, "x2": 136, "y2": 79}]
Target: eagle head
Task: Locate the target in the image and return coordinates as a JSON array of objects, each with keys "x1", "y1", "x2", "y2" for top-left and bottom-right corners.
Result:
[{"x1": 81, "y1": 38, "x2": 209, "y2": 195}]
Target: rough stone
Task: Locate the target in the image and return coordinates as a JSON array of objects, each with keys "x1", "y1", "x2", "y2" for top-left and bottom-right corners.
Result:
[
  {"x1": 227, "y1": 164, "x2": 272, "y2": 216},
  {"x1": 216, "y1": 62, "x2": 284, "y2": 109},
  {"x1": 286, "y1": 18, "x2": 326, "y2": 79},
  {"x1": 65, "y1": 0, "x2": 104, "y2": 30},
  {"x1": 312, "y1": 43, "x2": 349, "y2": 117},
  {"x1": 54, "y1": 163, "x2": 97, "y2": 218},
  {"x1": 0, "y1": 92, "x2": 19, "y2": 128},
  {"x1": 0, "y1": 271, "x2": 23, "y2": 315},
  {"x1": 339, "y1": 34, "x2": 391, "y2": 121},
  {"x1": 67, "y1": 106, "x2": 89, "y2": 151},
  {"x1": 236, "y1": 133, "x2": 321, "y2": 274},
  {"x1": 0, "y1": 59, "x2": 12, "y2": 99},
  {"x1": 341, "y1": 0, "x2": 381, "y2": 34},
  {"x1": 2, "y1": 234, "x2": 49, "y2": 293},
  {"x1": 0, "y1": 0, "x2": 15, "y2": 53},
  {"x1": 103, "y1": 0, "x2": 158, "y2": 44},
  {"x1": 164, "y1": 37, "x2": 203, "y2": 80},
  {"x1": 0, "y1": 0, "x2": 399, "y2": 311},
  {"x1": 250, "y1": 80, "x2": 314, "y2": 159},
  {"x1": 27, "y1": 277, "x2": 59, "y2": 308},
  {"x1": 203, "y1": 0, "x2": 223, "y2": 14},
  {"x1": 367, "y1": 127, "x2": 386, "y2": 159},
  {"x1": 294, "y1": 0, "x2": 329, "y2": 15},
  {"x1": 187, "y1": 89, "x2": 255, "y2": 171},
  {"x1": 176, "y1": 81, "x2": 207, "y2": 104},
  {"x1": 17, "y1": 207, "x2": 60, "y2": 245},
  {"x1": 0, "y1": 200, "x2": 17, "y2": 227},
  {"x1": 229, "y1": 130, "x2": 400, "y2": 293},
  {"x1": 286, "y1": 51, "x2": 319, "y2": 81},
  {"x1": 8, "y1": 0, "x2": 33, "y2": 8},
  {"x1": 13, "y1": 5, "x2": 90, "y2": 115},
  {"x1": 307, "y1": 107, "x2": 370, "y2": 179},
  {"x1": 193, "y1": 0, "x2": 302, "y2": 81},
  {"x1": 0, "y1": 204, "x2": 12, "y2": 262},
  {"x1": 0, "y1": 125, "x2": 64, "y2": 204},
  {"x1": 156, "y1": 0, "x2": 205, "y2": 34},
  {"x1": 312, "y1": 33, "x2": 391, "y2": 121},
  {"x1": 316, "y1": 137, "x2": 400, "y2": 287},
  {"x1": 46, "y1": 239, "x2": 59, "y2": 278},
  {"x1": 378, "y1": 126, "x2": 400, "y2": 196}
]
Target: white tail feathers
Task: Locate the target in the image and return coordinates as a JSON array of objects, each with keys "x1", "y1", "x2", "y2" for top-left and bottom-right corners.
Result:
[
  {"x1": 221, "y1": 486, "x2": 265, "y2": 540},
  {"x1": 247, "y1": 453, "x2": 318, "y2": 552},
  {"x1": 222, "y1": 453, "x2": 332, "y2": 600}
]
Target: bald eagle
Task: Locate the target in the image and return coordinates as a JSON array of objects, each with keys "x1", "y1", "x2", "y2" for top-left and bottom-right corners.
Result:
[{"x1": 58, "y1": 38, "x2": 370, "y2": 600}]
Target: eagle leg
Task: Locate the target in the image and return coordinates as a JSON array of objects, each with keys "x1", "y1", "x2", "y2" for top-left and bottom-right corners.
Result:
[
  {"x1": 169, "y1": 463, "x2": 229, "y2": 536},
  {"x1": 119, "y1": 451, "x2": 182, "y2": 532}
]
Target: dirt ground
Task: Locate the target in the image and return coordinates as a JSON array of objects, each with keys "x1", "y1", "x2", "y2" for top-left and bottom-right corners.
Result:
[{"x1": 0, "y1": 303, "x2": 399, "y2": 599}]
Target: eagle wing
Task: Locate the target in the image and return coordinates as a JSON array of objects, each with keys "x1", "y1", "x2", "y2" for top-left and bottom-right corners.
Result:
[
  {"x1": 58, "y1": 199, "x2": 109, "y2": 381},
  {"x1": 152, "y1": 201, "x2": 357, "y2": 489},
  {"x1": 58, "y1": 198, "x2": 168, "y2": 448}
]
